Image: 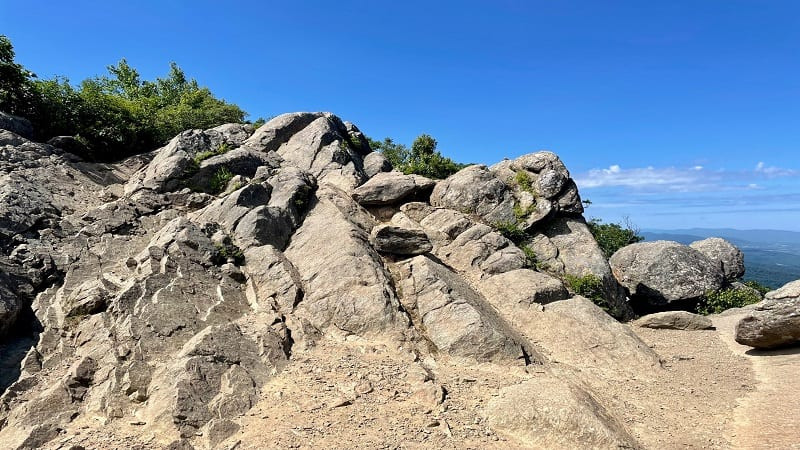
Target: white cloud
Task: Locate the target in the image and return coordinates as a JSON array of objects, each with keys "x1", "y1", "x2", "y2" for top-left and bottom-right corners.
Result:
[
  {"x1": 575, "y1": 165, "x2": 712, "y2": 190},
  {"x1": 754, "y1": 161, "x2": 797, "y2": 177},
  {"x1": 576, "y1": 162, "x2": 798, "y2": 192}
]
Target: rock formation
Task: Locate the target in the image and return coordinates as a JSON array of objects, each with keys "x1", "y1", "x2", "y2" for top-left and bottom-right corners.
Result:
[
  {"x1": 735, "y1": 280, "x2": 800, "y2": 349},
  {"x1": 0, "y1": 111, "x2": 758, "y2": 448}
]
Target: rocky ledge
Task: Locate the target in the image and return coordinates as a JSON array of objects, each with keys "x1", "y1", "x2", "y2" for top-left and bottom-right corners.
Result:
[{"x1": 0, "y1": 111, "x2": 795, "y2": 449}]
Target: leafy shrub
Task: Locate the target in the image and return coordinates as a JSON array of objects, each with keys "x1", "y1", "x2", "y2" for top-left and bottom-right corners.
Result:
[
  {"x1": 210, "y1": 167, "x2": 234, "y2": 193},
  {"x1": 493, "y1": 221, "x2": 527, "y2": 245},
  {"x1": 564, "y1": 273, "x2": 610, "y2": 311},
  {"x1": 743, "y1": 280, "x2": 771, "y2": 296},
  {"x1": 368, "y1": 133, "x2": 466, "y2": 179},
  {"x1": 697, "y1": 288, "x2": 762, "y2": 315},
  {"x1": 587, "y1": 217, "x2": 644, "y2": 259},
  {"x1": 0, "y1": 36, "x2": 247, "y2": 161},
  {"x1": 521, "y1": 245, "x2": 539, "y2": 269},
  {"x1": 514, "y1": 170, "x2": 533, "y2": 192}
]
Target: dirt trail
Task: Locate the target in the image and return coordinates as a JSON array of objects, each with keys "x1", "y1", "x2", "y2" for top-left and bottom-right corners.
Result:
[{"x1": 713, "y1": 312, "x2": 800, "y2": 450}]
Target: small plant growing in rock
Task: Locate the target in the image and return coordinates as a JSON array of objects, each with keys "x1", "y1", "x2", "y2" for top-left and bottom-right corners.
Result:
[
  {"x1": 210, "y1": 167, "x2": 234, "y2": 193},
  {"x1": 193, "y1": 142, "x2": 231, "y2": 165},
  {"x1": 493, "y1": 221, "x2": 527, "y2": 245},
  {"x1": 521, "y1": 245, "x2": 540, "y2": 269},
  {"x1": 514, "y1": 170, "x2": 534, "y2": 192},
  {"x1": 564, "y1": 273, "x2": 610, "y2": 312},
  {"x1": 212, "y1": 236, "x2": 245, "y2": 266},
  {"x1": 696, "y1": 288, "x2": 762, "y2": 315}
]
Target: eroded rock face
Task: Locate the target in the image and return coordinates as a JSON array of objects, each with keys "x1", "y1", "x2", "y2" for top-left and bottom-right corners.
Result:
[
  {"x1": 0, "y1": 113, "x2": 648, "y2": 449},
  {"x1": 689, "y1": 237, "x2": 745, "y2": 282},
  {"x1": 394, "y1": 255, "x2": 540, "y2": 364},
  {"x1": 735, "y1": 280, "x2": 800, "y2": 349},
  {"x1": 610, "y1": 240, "x2": 724, "y2": 308},
  {"x1": 486, "y1": 375, "x2": 640, "y2": 449}
]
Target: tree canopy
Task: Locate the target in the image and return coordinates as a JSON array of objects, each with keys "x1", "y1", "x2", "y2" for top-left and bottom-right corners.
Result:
[{"x1": 0, "y1": 35, "x2": 247, "y2": 161}]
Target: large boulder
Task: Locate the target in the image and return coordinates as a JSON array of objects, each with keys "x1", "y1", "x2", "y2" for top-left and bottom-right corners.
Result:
[
  {"x1": 283, "y1": 186, "x2": 408, "y2": 337},
  {"x1": 689, "y1": 237, "x2": 745, "y2": 282},
  {"x1": 395, "y1": 255, "x2": 541, "y2": 364},
  {"x1": 478, "y1": 269, "x2": 569, "y2": 306},
  {"x1": 735, "y1": 280, "x2": 800, "y2": 349},
  {"x1": 529, "y1": 217, "x2": 633, "y2": 320},
  {"x1": 352, "y1": 171, "x2": 435, "y2": 206},
  {"x1": 610, "y1": 241, "x2": 724, "y2": 308},
  {"x1": 370, "y1": 224, "x2": 432, "y2": 256},
  {"x1": 430, "y1": 165, "x2": 516, "y2": 224}
]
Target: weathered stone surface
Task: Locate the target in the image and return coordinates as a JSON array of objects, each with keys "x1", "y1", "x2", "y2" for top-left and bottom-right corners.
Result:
[
  {"x1": 243, "y1": 112, "x2": 324, "y2": 153},
  {"x1": 485, "y1": 375, "x2": 640, "y2": 449},
  {"x1": 271, "y1": 114, "x2": 369, "y2": 190},
  {"x1": 352, "y1": 171, "x2": 435, "y2": 206},
  {"x1": 395, "y1": 255, "x2": 541, "y2": 364},
  {"x1": 530, "y1": 217, "x2": 633, "y2": 320},
  {"x1": 735, "y1": 280, "x2": 800, "y2": 349},
  {"x1": 284, "y1": 186, "x2": 408, "y2": 337},
  {"x1": 0, "y1": 111, "x2": 696, "y2": 448},
  {"x1": 190, "y1": 148, "x2": 281, "y2": 192},
  {"x1": 0, "y1": 112, "x2": 33, "y2": 138},
  {"x1": 527, "y1": 297, "x2": 660, "y2": 376},
  {"x1": 362, "y1": 151, "x2": 392, "y2": 178},
  {"x1": 478, "y1": 269, "x2": 568, "y2": 306},
  {"x1": 430, "y1": 165, "x2": 516, "y2": 224},
  {"x1": 126, "y1": 125, "x2": 253, "y2": 194},
  {"x1": 635, "y1": 311, "x2": 714, "y2": 330},
  {"x1": 610, "y1": 240, "x2": 724, "y2": 306},
  {"x1": 690, "y1": 237, "x2": 745, "y2": 282},
  {"x1": 371, "y1": 224, "x2": 432, "y2": 255}
]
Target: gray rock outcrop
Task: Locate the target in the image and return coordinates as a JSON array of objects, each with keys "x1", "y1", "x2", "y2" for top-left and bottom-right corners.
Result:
[
  {"x1": 352, "y1": 171, "x2": 435, "y2": 206},
  {"x1": 0, "y1": 112, "x2": 656, "y2": 448},
  {"x1": 610, "y1": 240, "x2": 724, "y2": 307},
  {"x1": 689, "y1": 237, "x2": 746, "y2": 282},
  {"x1": 735, "y1": 280, "x2": 800, "y2": 349}
]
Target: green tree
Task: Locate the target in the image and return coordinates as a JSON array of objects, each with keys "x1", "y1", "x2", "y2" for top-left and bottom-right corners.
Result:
[
  {"x1": 587, "y1": 217, "x2": 644, "y2": 259},
  {"x1": 368, "y1": 137, "x2": 409, "y2": 169},
  {"x1": 0, "y1": 35, "x2": 36, "y2": 116},
  {"x1": 0, "y1": 36, "x2": 249, "y2": 161},
  {"x1": 370, "y1": 133, "x2": 466, "y2": 179}
]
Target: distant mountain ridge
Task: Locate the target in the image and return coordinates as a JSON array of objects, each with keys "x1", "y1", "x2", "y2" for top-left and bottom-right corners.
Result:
[{"x1": 641, "y1": 228, "x2": 800, "y2": 289}]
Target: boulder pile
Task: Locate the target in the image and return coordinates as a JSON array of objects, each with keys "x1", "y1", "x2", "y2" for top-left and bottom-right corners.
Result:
[{"x1": 0, "y1": 110, "x2": 792, "y2": 448}]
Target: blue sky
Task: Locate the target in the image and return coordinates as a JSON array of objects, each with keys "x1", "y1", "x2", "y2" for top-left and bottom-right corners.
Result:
[{"x1": 2, "y1": 1, "x2": 798, "y2": 230}]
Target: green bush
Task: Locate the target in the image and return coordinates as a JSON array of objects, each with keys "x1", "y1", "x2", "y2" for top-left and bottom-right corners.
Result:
[
  {"x1": 0, "y1": 35, "x2": 247, "y2": 162},
  {"x1": 743, "y1": 280, "x2": 771, "y2": 296},
  {"x1": 193, "y1": 142, "x2": 231, "y2": 165},
  {"x1": 697, "y1": 288, "x2": 762, "y2": 315},
  {"x1": 493, "y1": 221, "x2": 527, "y2": 245},
  {"x1": 587, "y1": 217, "x2": 644, "y2": 259},
  {"x1": 513, "y1": 170, "x2": 533, "y2": 192},
  {"x1": 564, "y1": 273, "x2": 610, "y2": 312},
  {"x1": 367, "y1": 133, "x2": 467, "y2": 179},
  {"x1": 210, "y1": 167, "x2": 234, "y2": 193}
]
